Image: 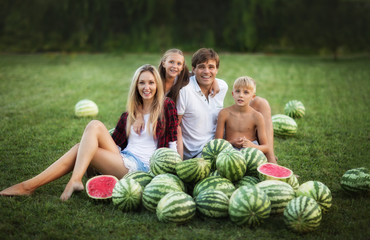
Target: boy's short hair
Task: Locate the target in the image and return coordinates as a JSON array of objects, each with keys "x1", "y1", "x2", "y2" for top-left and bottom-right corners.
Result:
[
  {"x1": 191, "y1": 48, "x2": 220, "y2": 69},
  {"x1": 233, "y1": 76, "x2": 256, "y2": 94}
]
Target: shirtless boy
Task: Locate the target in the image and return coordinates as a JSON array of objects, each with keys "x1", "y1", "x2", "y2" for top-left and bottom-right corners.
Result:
[{"x1": 215, "y1": 76, "x2": 276, "y2": 163}]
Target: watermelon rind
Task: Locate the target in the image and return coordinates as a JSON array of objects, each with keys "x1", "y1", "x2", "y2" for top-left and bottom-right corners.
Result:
[
  {"x1": 272, "y1": 114, "x2": 297, "y2": 136},
  {"x1": 123, "y1": 171, "x2": 154, "y2": 189},
  {"x1": 150, "y1": 148, "x2": 182, "y2": 175},
  {"x1": 112, "y1": 178, "x2": 143, "y2": 212},
  {"x1": 195, "y1": 189, "x2": 229, "y2": 218},
  {"x1": 240, "y1": 147, "x2": 268, "y2": 177},
  {"x1": 176, "y1": 158, "x2": 211, "y2": 184},
  {"x1": 75, "y1": 99, "x2": 99, "y2": 117},
  {"x1": 156, "y1": 192, "x2": 196, "y2": 223},
  {"x1": 340, "y1": 167, "x2": 370, "y2": 194},
  {"x1": 202, "y1": 139, "x2": 233, "y2": 170},
  {"x1": 284, "y1": 196, "x2": 322, "y2": 233},
  {"x1": 284, "y1": 100, "x2": 305, "y2": 119},
  {"x1": 229, "y1": 185, "x2": 271, "y2": 228},
  {"x1": 256, "y1": 180, "x2": 296, "y2": 214},
  {"x1": 85, "y1": 175, "x2": 118, "y2": 201},
  {"x1": 193, "y1": 176, "x2": 236, "y2": 198},
  {"x1": 296, "y1": 181, "x2": 332, "y2": 214},
  {"x1": 216, "y1": 148, "x2": 246, "y2": 182}
]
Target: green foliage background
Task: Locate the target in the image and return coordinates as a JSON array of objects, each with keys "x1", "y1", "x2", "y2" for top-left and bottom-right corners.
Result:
[{"x1": 0, "y1": 0, "x2": 369, "y2": 56}]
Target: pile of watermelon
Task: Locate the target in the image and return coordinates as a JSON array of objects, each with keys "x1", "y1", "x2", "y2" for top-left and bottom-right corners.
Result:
[{"x1": 85, "y1": 143, "x2": 337, "y2": 234}]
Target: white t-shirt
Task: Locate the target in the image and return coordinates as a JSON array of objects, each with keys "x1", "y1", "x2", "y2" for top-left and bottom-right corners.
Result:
[
  {"x1": 177, "y1": 75, "x2": 228, "y2": 159},
  {"x1": 124, "y1": 114, "x2": 157, "y2": 166}
]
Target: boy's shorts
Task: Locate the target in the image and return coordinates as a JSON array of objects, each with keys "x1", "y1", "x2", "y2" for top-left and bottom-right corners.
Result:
[{"x1": 120, "y1": 150, "x2": 150, "y2": 173}]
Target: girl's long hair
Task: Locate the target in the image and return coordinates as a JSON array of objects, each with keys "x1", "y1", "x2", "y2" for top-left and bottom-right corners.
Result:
[
  {"x1": 158, "y1": 49, "x2": 189, "y2": 105},
  {"x1": 126, "y1": 64, "x2": 164, "y2": 137}
]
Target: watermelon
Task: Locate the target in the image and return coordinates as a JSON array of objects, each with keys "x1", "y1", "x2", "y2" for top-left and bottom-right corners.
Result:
[
  {"x1": 256, "y1": 180, "x2": 296, "y2": 214},
  {"x1": 142, "y1": 178, "x2": 184, "y2": 212},
  {"x1": 176, "y1": 158, "x2": 211, "y2": 184},
  {"x1": 216, "y1": 148, "x2": 246, "y2": 182},
  {"x1": 284, "y1": 100, "x2": 305, "y2": 119},
  {"x1": 257, "y1": 163, "x2": 293, "y2": 181},
  {"x1": 193, "y1": 176, "x2": 236, "y2": 198},
  {"x1": 123, "y1": 171, "x2": 153, "y2": 188},
  {"x1": 284, "y1": 196, "x2": 322, "y2": 233},
  {"x1": 156, "y1": 192, "x2": 196, "y2": 223},
  {"x1": 85, "y1": 175, "x2": 118, "y2": 200},
  {"x1": 340, "y1": 167, "x2": 370, "y2": 194},
  {"x1": 229, "y1": 185, "x2": 271, "y2": 228},
  {"x1": 150, "y1": 148, "x2": 182, "y2": 175},
  {"x1": 272, "y1": 114, "x2": 297, "y2": 136},
  {"x1": 240, "y1": 147, "x2": 268, "y2": 177},
  {"x1": 75, "y1": 99, "x2": 98, "y2": 117},
  {"x1": 108, "y1": 128, "x2": 115, "y2": 135},
  {"x1": 202, "y1": 139, "x2": 233, "y2": 170},
  {"x1": 287, "y1": 174, "x2": 300, "y2": 191},
  {"x1": 235, "y1": 176, "x2": 260, "y2": 188},
  {"x1": 150, "y1": 173, "x2": 185, "y2": 192},
  {"x1": 195, "y1": 189, "x2": 229, "y2": 218},
  {"x1": 296, "y1": 181, "x2": 332, "y2": 213},
  {"x1": 112, "y1": 178, "x2": 143, "y2": 211},
  {"x1": 209, "y1": 170, "x2": 221, "y2": 176}
]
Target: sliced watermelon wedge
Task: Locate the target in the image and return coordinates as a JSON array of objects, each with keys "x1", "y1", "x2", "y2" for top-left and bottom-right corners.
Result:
[{"x1": 86, "y1": 175, "x2": 119, "y2": 200}]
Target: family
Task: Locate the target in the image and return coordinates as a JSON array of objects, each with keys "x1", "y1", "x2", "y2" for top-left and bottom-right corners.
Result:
[{"x1": 0, "y1": 48, "x2": 277, "y2": 201}]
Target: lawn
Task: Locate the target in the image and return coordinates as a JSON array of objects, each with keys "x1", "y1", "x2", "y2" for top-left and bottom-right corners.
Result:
[{"x1": 0, "y1": 53, "x2": 369, "y2": 240}]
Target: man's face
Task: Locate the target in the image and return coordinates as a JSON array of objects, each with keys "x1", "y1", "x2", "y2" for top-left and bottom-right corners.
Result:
[{"x1": 192, "y1": 60, "x2": 218, "y2": 89}]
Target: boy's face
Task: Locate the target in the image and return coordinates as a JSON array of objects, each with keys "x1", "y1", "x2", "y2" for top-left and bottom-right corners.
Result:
[
  {"x1": 192, "y1": 60, "x2": 218, "y2": 89},
  {"x1": 232, "y1": 87, "x2": 255, "y2": 106}
]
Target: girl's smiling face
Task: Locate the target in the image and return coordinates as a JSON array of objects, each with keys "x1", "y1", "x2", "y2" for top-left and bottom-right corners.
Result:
[
  {"x1": 162, "y1": 53, "x2": 184, "y2": 79},
  {"x1": 137, "y1": 71, "x2": 157, "y2": 101}
]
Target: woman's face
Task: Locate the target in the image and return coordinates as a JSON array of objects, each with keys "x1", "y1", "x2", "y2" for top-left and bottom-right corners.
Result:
[
  {"x1": 162, "y1": 53, "x2": 184, "y2": 79},
  {"x1": 137, "y1": 71, "x2": 157, "y2": 100}
]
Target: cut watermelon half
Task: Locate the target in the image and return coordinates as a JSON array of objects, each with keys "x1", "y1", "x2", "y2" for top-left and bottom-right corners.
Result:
[
  {"x1": 86, "y1": 175, "x2": 119, "y2": 200},
  {"x1": 257, "y1": 163, "x2": 293, "y2": 181}
]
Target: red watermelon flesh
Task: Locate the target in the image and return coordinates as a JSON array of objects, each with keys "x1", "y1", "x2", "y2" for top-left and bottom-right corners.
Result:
[
  {"x1": 257, "y1": 163, "x2": 292, "y2": 179},
  {"x1": 86, "y1": 175, "x2": 118, "y2": 199}
]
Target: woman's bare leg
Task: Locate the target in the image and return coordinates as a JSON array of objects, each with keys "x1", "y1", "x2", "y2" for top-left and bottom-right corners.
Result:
[
  {"x1": 0, "y1": 144, "x2": 79, "y2": 196},
  {"x1": 60, "y1": 120, "x2": 126, "y2": 201}
]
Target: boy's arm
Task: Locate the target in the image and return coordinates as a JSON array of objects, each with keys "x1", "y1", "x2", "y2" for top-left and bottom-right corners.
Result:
[{"x1": 243, "y1": 113, "x2": 269, "y2": 153}]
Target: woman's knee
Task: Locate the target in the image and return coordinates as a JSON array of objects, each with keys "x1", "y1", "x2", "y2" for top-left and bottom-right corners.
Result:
[{"x1": 85, "y1": 120, "x2": 105, "y2": 133}]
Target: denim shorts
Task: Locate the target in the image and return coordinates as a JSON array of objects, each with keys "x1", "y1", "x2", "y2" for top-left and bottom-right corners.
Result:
[{"x1": 120, "y1": 150, "x2": 150, "y2": 173}]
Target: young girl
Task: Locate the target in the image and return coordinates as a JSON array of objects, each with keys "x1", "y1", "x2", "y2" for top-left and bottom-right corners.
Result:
[{"x1": 0, "y1": 64, "x2": 178, "y2": 201}]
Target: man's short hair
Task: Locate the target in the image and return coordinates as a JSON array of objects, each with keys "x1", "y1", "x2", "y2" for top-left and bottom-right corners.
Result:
[{"x1": 191, "y1": 48, "x2": 220, "y2": 69}]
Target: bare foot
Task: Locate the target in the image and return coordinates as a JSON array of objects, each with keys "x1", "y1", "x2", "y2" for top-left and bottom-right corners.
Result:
[
  {"x1": 60, "y1": 181, "x2": 84, "y2": 201},
  {"x1": 0, "y1": 182, "x2": 34, "y2": 196}
]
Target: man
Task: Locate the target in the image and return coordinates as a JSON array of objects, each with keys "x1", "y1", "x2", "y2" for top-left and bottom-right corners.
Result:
[{"x1": 177, "y1": 48, "x2": 228, "y2": 159}]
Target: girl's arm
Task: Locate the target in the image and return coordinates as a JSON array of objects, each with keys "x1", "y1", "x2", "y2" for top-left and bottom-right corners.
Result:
[{"x1": 210, "y1": 79, "x2": 220, "y2": 97}]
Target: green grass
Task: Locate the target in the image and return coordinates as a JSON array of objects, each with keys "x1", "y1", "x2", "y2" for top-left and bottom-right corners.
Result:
[{"x1": 0, "y1": 53, "x2": 369, "y2": 240}]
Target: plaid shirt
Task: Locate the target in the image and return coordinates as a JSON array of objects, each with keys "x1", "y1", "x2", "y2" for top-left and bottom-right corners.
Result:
[{"x1": 111, "y1": 97, "x2": 178, "y2": 149}]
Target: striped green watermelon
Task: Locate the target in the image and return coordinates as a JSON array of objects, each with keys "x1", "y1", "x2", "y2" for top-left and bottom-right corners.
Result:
[
  {"x1": 156, "y1": 192, "x2": 196, "y2": 223},
  {"x1": 229, "y1": 185, "x2": 271, "y2": 228},
  {"x1": 75, "y1": 99, "x2": 98, "y2": 117},
  {"x1": 286, "y1": 174, "x2": 300, "y2": 191},
  {"x1": 202, "y1": 139, "x2": 233, "y2": 170},
  {"x1": 195, "y1": 189, "x2": 229, "y2": 218},
  {"x1": 216, "y1": 148, "x2": 246, "y2": 182},
  {"x1": 112, "y1": 178, "x2": 143, "y2": 211},
  {"x1": 284, "y1": 196, "x2": 322, "y2": 233},
  {"x1": 340, "y1": 167, "x2": 370, "y2": 194},
  {"x1": 176, "y1": 158, "x2": 211, "y2": 184},
  {"x1": 108, "y1": 128, "x2": 115, "y2": 135},
  {"x1": 256, "y1": 180, "x2": 296, "y2": 214},
  {"x1": 209, "y1": 170, "x2": 220, "y2": 176},
  {"x1": 123, "y1": 171, "x2": 153, "y2": 188},
  {"x1": 150, "y1": 173, "x2": 186, "y2": 192},
  {"x1": 235, "y1": 176, "x2": 260, "y2": 188},
  {"x1": 296, "y1": 181, "x2": 332, "y2": 213},
  {"x1": 150, "y1": 148, "x2": 182, "y2": 175},
  {"x1": 240, "y1": 147, "x2": 268, "y2": 177},
  {"x1": 272, "y1": 114, "x2": 297, "y2": 136},
  {"x1": 142, "y1": 180, "x2": 184, "y2": 212},
  {"x1": 284, "y1": 100, "x2": 305, "y2": 119},
  {"x1": 85, "y1": 175, "x2": 118, "y2": 201},
  {"x1": 193, "y1": 176, "x2": 236, "y2": 198}
]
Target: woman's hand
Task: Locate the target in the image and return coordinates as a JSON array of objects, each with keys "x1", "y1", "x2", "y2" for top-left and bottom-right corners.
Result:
[{"x1": 132, "y1": 118, "x2": 144, "y2": 135}]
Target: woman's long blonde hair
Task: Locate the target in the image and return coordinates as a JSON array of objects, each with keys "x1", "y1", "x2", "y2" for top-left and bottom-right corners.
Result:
[{"x1": 126, "y1": 64, "x2": 164, "y2": 137}]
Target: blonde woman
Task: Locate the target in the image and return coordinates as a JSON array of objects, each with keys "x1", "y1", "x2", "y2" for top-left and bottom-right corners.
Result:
[{"x1": 0, "y1": 64, "x2": 178, "y2": 201}]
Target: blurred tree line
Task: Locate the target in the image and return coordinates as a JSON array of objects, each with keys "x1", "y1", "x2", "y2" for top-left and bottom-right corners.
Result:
[{"x1": 0, "y1": 0, "x2": 369, "y2": 57}]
